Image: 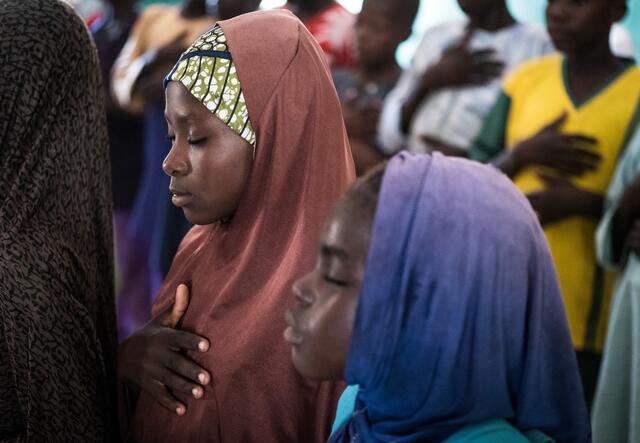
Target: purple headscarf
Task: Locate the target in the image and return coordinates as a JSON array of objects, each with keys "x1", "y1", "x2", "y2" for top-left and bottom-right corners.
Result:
[{"x1": 332, "y1": 153, "x2": 591, "y2": 442}]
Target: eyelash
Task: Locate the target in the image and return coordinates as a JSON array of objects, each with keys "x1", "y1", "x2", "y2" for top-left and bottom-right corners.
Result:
[
  {"x1": 323, "y1": 275, "x2": 349, "y2": 287},
  {"x1": 165, "y1": 135, "x2": 207, "y2": 146}
]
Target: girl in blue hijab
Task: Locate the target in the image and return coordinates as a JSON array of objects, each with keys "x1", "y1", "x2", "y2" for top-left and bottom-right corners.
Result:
[{"x1": 284, "y1": 152, "x2": 591, "y2": 442}]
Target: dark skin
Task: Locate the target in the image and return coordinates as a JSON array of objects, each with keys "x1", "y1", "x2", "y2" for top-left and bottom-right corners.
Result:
[
  {"x1": 612, "y1": 175, "x2": 640, "y2": 260},
  {"x1": 400, "y1": 0, "x2": 513, "y2": 152},
  {"x1": 495, "y1": 0, "x2": 627, "y2": 227},
  {"x1": 343, "y1": 0, "x2": 414, "y2": 175},
  {"x1": 286, "y1": 0, "x2": 334, "y2": 21},
  {"x1": 117, "y1": 82, "x2": 253, "y2": 415},
  {"x1": 285, "y1": 200, "x2": 373, "y2": 380}
]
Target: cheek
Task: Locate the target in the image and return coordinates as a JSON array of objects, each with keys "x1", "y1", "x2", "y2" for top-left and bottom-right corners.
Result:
[
  {"x1": 190, "y1": 143, "x2": 251, "y2": 221},
  {"x1": 294, "y1": 291, "x2": 358, "y2": 379}
]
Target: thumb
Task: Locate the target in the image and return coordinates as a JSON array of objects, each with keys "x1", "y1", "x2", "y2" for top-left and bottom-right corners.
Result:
[
  {"x1": 546, "y1": 111, "x2": 568, "y2": 131},
  {"x1": 459, "y1": 25, "x2": 475, "y2": 48},
  {"x1": 160, "y1": 284, "x2": 190, "y2": 328}
]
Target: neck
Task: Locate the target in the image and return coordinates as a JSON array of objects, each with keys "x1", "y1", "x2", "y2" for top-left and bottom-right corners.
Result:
[
  {"x1": 181, "y1": 0, "x2": 207, "y2": 18},
  {"x1": 566, "y1": 38, "x2": 619, "y2": 73},
  {"x1": 469, "y1": 4, "x2": 515, "y2": 32},
  {"x1": 290, "y1": 0, "x2": 333, "y2": 19}
]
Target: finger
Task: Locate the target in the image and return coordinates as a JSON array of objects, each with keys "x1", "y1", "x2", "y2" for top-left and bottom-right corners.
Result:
[
  {"x1": 154, "y1": 367, "x2": 205, "y2": 399},
  {"x1": 167, "y1": 328, "x2": 209, "y2": 353},
  {"x1": 470, "y1": 49, "x2": 498, "y2": 59},
  {"x1": 459, "y1": 25, "x2": 475, "y2": 48},
  {"x1": 163, "y1": 352, "x2": 211, "y2": 386},
  {"x1": 561, "y1": 134, "x2": 599, "y2": 148},
  {"x1": 146, "y1": 380, "x2": 186, "y2": 415},
  {"x1": 545, "y1": 111, "x2": 568, "y2": 131},
  {"x1": 162, "y1": 284, "x2": 190, "y2": 328}
]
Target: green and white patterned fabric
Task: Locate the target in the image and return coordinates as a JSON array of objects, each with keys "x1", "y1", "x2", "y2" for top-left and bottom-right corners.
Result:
[{"x1": 165, "y1": 25, "x2": 256, "y2": 147}]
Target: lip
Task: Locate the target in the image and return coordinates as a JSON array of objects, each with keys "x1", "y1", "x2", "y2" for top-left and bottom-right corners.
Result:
[
  {"x1": 284, "y1": 310, "x2": 304, "y2": 346},
  {"x1": 169, "y1": 186, "x2": 192, "y2": 207}
]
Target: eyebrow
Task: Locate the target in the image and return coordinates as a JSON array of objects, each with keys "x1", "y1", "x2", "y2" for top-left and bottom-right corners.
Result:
[
  {"x1": 164, "y1": 112, "x2": 193, "y2": 125},
  {"x1": 320, "y1": 245, "x2": 350, "y2": 261}
]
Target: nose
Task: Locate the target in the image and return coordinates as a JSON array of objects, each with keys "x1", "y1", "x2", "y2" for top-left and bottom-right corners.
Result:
[
  {"x1": 162, "y1": 143, "x2": 189, "y2": 177},
  {"x1": 292, "y1": 273, "x2": 314, "y2": 306}
]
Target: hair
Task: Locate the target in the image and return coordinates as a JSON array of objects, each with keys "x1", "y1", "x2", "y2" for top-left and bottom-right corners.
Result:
[
  {"x1": 363, "y1": 0, "x2": 420, "y2": 30},
  {"x1": 337, "y1": 162, "x2": 386, "y2": 224}
]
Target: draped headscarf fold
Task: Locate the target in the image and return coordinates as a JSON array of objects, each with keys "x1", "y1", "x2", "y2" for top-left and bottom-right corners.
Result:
[
  {"x1": 333, "y1": 153, "x2": 591, "y2": 442},
  {"x1": 0, "y1": 0, "x2": 117, "y2": 440},
  {"x1": 131, "y1": 10, "x2": 354, "y2": 442}
]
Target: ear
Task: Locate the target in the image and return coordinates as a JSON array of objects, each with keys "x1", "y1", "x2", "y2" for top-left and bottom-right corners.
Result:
[{"x1": 609, "y1": 0, "x2": 627, "y2": 23}]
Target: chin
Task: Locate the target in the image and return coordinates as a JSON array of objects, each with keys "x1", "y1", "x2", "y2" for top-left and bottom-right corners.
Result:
[{"x1": 291, "y1": 349, "x2": 343, "y2": 381}]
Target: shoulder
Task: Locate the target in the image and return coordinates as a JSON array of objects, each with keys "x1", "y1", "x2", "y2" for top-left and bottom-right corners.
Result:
[{"x1": 503, "y1": 53, "x2": 561, "y2": 94}]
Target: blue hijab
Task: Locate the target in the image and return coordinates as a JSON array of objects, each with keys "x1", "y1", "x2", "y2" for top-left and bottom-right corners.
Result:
[{"x1": 330, "y1": 153, "x2": 591, "y2": 443}]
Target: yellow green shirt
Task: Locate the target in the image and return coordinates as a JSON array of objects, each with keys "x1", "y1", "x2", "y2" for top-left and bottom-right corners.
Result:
[{"x1": 471, "y1": 54, "x2": 640, "y2": 351}]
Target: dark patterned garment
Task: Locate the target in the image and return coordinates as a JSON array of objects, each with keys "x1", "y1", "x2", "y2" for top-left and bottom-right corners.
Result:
[{"x1": 0, "y1": 0, "x2": 118, "y2": 441}]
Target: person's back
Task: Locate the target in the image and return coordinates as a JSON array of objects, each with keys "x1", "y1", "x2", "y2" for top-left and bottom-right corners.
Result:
[{"x1": 0, "y1": 0, "x2": 118, "y2": 439}]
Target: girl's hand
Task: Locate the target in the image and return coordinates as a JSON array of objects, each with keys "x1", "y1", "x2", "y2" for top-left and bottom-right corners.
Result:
[{"x1": 117, "y1": 284, "x2": 210, "y2": 415}]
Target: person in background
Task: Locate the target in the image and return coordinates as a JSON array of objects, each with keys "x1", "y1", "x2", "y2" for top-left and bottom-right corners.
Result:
[
  {"x1": 285, "y1": 153, "x2": 590, "y2": 442},
  {"x1": 118, "y1": 10, "x2": 353, "y2": 441},
  {"x1": 0, "y1": 0, "x2": 118, "y2": 439},
  {"x1": 378, "y1": 0, "x2": 552, "y2": 157},
  {"x1": 285, "y1": 0, "x2": 356, "y2": 69},
  {"x1": 111, "y1": 0, "x2": 216, "y2": 339},
  {"x1": 91, "y1": 0, "x2": 145, "y2": 341},
  {"x1": 332, "y1": 0, "x2": 419, "y2": 175},
  {"x1": 470, "y1": 0, "x2": 640, "y2": 406},
  {"x1": 591, "y1": 124, "x2": 640, "y2": 443}
]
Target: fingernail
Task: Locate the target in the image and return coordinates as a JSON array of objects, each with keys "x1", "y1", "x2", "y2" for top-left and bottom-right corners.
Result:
[
  {"x1": 198, "y1": 372, "x2": 207, "y2": 384},
  {"x1": 176, "y1": 405, "x2": 185, "y2": 415},
  {"x1": 198, "y1": 341, "x2": 207, "y2": 351},
  {"x1": 192, "y1": 387, "x2": 201, "y2": 398}
]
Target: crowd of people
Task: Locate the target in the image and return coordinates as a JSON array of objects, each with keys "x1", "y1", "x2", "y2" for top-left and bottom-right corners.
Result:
[{"x1": 1, "y1": 0, "x2": 639, "y2": 441}]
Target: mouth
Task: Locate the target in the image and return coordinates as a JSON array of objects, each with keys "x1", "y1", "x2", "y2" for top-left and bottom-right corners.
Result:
[
  {"x1": 284, "y1": 310, "x2": 304, "y2": 346},
  {"x1": 169, "y1": 187, "x2": 192, "y2": 207}
]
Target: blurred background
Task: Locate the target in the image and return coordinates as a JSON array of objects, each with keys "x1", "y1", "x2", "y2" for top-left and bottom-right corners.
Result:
[{"x1": 66, "y1": 0, "x2": 640, "y2": 64}]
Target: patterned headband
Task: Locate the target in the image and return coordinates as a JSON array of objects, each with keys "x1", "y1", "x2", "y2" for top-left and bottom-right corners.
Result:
[{"x1": 165, "y1": 25, "x2": 256, "y2": 148}]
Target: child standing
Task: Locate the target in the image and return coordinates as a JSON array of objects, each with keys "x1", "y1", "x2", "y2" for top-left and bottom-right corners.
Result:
[
  {"x1": 470, "y1": 0, "x2": 640, "y2": 405},
  {"x1": 332, "y1": 0, "x2": 419, "y2": 175},
  {"x1": 378, "y1": 0, "x2": 552, "y2": 156}
]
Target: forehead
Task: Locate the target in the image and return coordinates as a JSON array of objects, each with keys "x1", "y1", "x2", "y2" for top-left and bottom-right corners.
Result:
[
  {"x1": 322, "y1": 203, "x2": 374, "y2": 262},
  {"x1": 165, "y1": 82, "x2": 220, "y2": 126}
]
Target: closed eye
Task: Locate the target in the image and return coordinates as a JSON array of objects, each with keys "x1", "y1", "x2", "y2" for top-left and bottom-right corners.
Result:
[
  {"x1": 188, "y1": 137, "x2": 207, "y2": 146},
  {"x1": 323, "y1": 275, "x2": 350, "y2": 287}
]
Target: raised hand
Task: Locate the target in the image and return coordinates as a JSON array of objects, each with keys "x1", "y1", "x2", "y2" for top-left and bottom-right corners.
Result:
[
  {"x1": 513, "y1": 112, "x2": 601, "y2": 176},
  {"x1": 117, "y1": 284, "x2": 210, "y2": 415}
]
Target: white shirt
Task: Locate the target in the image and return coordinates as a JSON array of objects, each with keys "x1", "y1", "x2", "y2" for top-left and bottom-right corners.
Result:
[{"x1": 378, "y1": 21, "x2": 553, "y2": 154}]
